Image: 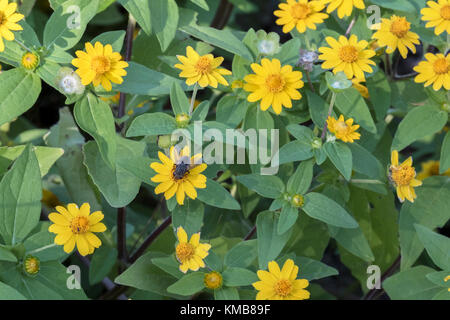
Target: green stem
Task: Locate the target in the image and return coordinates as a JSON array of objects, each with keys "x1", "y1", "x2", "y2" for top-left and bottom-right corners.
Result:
[
  {"x1": 14, "y1": 39, "x2": 32, "y2": 52},
  {"x1": 350, "y1": 179, "x2": 384, "y2": 184},
  {"x1": 321, "y1": 92, "x2": 337, "y2": 140}
]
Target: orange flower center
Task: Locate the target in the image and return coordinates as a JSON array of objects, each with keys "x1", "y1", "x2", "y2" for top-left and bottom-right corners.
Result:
[
  {"x1": 204, "y1": 271, "x2": 223, "y2": 289},
  {"x1": 334, "y1": 120, "x2": 350, "y2": 135},
  {"x1": 265, "y1": 74, "x2": 285, "y2": 93},
  {"x1": 70, "y1": 216, "x2": 90, "y2": 234},
  {"x1": 433, "y1": 58, "x2": 449, "y2": 75},
  {"x1": 176, "y1": 242, "x2": 195, "y2": 262},
  {"x1": 390, "y1": 18, "x2": 410, "y2": 38},
  {"x1": 91, "y1": 56, "x2": 111, "y2": 74},
  {"x1": 274, "y1": 279, "x2": 292, "y2": 297},
  {"x1": 440, "y1": 5, "x2": 450, "y2": 20},
  {"x1": 195, "y1": 56, "x2": 211, "y2": 74},
  {"x1": 291, "y1": 3, "x2": 311, "y2": 19},
  {"x1": 339, "y1": 45, "x2": 359, "y2": 63},
  {"x1": 391, "y1": 166, "x2": 415, "y2": 186}
]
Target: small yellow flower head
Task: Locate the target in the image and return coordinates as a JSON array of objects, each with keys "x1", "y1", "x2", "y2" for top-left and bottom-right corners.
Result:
[
  {"x1": 253, "y1": 259, "x2": 310, "y2": 300},
  {"x1": 445, "y1": 275, "x2": 450, "y2": 292},
  {"x1": 41, "y1": 188, "x2": 62, "y2": 208},
  {"x1": 291, "y1": 194, "x2": 304, "y2": 207},
  {"x1": 204, "y1": 271, "x2": 223, "y2": 289},
  {"x1": 0, "y1": 0, "x2": 24, "y2": 52},
  {"x1": 72, "y1": 42, "x2": 129, "y2": 91},
  {"x1": 243, "y1": 58, "x2": 304, "y2": 115},
  {"x1": 326, "y1": 115, "x2": 360, "y2": 143},
  {"x1": 413, "y1": 53, "x2": 450, "y2": 91},
  {"x1": 175, "y1": 226, "x2": 211, "y2": 273},
  {"x1": 319, "y1": 35, "x2": 376, "y2": 80},
  {"x1": 48, "y1": 203, "x2": 107, "y2": 256},
  {"x1": 352, "y1": 78, "x2": 369, "y2": 98},
  {"x1": 55, "y1": 67, "x2": 85, "y2": 95},
  {"x1": 274, "y1": 0, "x2": 328, "y2": 34},
  {"x1": 417, "y1": 160, "x2": 450, "y2": 180},
  {"x1": 23, "y1": 255, "x2": 40, "y2": 276},
  {"x1": 389, "y1": 150, "x2": 422, "y2": 203},
  {"x1": 321, "y1": 0, "x2": 365, "y2": 19},
  {"x1": 174, "y1": 46, "x2": 232, "y2": 88},
  {"x1": 372, "y1": 16, "x2": 420, "y2": 59},
  {"x1": 150, "y1": 146, "x2": 207, "y2": 205},
  {"x1": 421, "y1": 0, "x2": 450, "y2": 35},
  {"x1": 21, "y1": 52, "x2": 40, "y2": 70},
  {"x1": 231, "y1": 80, "x2": 244, "y2": 89},
  {"x1": 175, "y1": 113, "x2": 190, "y2": 128}
]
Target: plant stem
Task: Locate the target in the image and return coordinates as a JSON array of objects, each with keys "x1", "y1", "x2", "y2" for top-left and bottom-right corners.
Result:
[
  {"x1": 129, "y1": 216, "x2": 172, "y2": 263},
  {"x1": 243, "y1": 226, "x2": 256, "y2": 240},
  {"x1": 350, "y1": 179, "x2": 384, "y2": 184},
  {"x1": 384, "y1": 53, "x2": 392, "y2": 78},
  {"x1": 345, "y1": 17, "x2": 356, "y2": 37},
  {"x1": 117, "y1": 207, "x2": 127, "y2": 272},
  {"x1": 363, "y1": 255, "x2": 401, "y2": 300},
  {"x1": 14, "y1": 38, "x2": 32, "y2": 52},
  {"x1": 210, "y1": 0, "x2": 234, "y2": 29},
  {"x1": 320, "y1": 92, "x2": 337, "y2": 140},
  {"x1": 305, "y1": 70, "x2": 315, "y2": 92},
  {"x1": 189, "y1": 83, "x2": 199, "y2": 117}
]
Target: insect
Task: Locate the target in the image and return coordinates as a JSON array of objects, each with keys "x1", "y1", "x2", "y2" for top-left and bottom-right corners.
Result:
[{"x1": 172, "y1": 156, "x2": 193, "y2": 180}]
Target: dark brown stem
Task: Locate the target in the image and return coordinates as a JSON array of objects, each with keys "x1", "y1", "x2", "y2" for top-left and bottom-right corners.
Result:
[
  {"x1": 117, "y1": 207, "x2": 127, "y2": 271},
  {"x1": 384, "y1": 53, "x2": 392, "y2": 79},
  {"x1": 210, "y1": 0, "x2": 234, "y2": 30},
  {"x1": 128, "y1": 216, "x2": 172, "y2": 263},
  {"x1": 305, "y1": 70, "x2": 315, "y2": 92},
  {"x1": 243, "y1": 226, "x2": 256, "y2": 240},
  {"x1": 363, "y1": 255, "x2": 401, "y2": 300}
]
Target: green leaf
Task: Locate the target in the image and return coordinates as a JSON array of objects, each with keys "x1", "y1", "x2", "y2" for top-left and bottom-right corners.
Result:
[
  {"x1": 302, "y1": 192, "x2": 358, "y2": 228},
  {"x1": 189, "y1": 0, "x2": 209, "y2": 10},
  {"x1": 348, "y1": 143, "x2": 384, "y2": 180},
  {"x1": 172, "y1": 200, "x2": 204, "y2": 237},
  {"x1": 328, "y1": 224, "x2": 374, "y2": 263},
  {"x1": 89, "y1": 245, "x2": 118, "y2": 285},
  {"x1": 91, "y1": 31, "x2": 126, "y2": 52},
  {"x1": 306, "y1": 91, "x2": 331, "y2": 129},
  {"x1": 224, "y1": 240, "x2": 257, "y2": 268},
  {"x1": 167, "y1": 272, "x2": 205, "y2": 295},
  {"x1": 370, "y1": 0, "x2": 416, "y2": 12},
  {"x1": 399, "y1": 177, "x2": 450, "y2": 270},
  {"x1": 256, "y1": 211, "x2": 293, "y2": 269},
  {"x1": 277, "y1": 140, "x2": 314, "y2": 165},
  {"x1": 426, "y1": 271, "x2": 450, "y2": 289},
  {"x1": 45, "y1": 107, "x2": 101, "y2": 210},
  {"x1": 115, "y1": 252, "x2": 184, "y2": 298},
  {"x1": 292, "y1": 256, "x2": 338, "y2": 281},
  {"x1": 23, "y1": 228, "x2": 67, "y2": 262},
  {"x1": 237, "y1": 174, "x2": 285, "y2": 199},
  {"x1": 324, "y1": 141, "x2": 352, "y2": 181},
  {"x1": 180, "y1": 25, "x2": 253, "y2": 61},
  {"x1": 439, "y1": 131, "x2": 450, "y2": 174},
  {"x1": 216, "y1": 95, "x2": 248, "y2": 128},
  {"x1": 83, "y1": 137, "x2": 145, "y2": 208},
  {"x1": 222, "y1": 267, "x2": 258, "y2": 287},
  {"x1": 114, "y1": 62, "x2": 186, "y2": 96},
  {"x1": 415, "y1": 224, "x2": 450, "y2": 271},
  {"x1": 118, "y1": 0, "x2": 152, "y2": 35},
  {"x1": 0, "y1": 68, "x2": 41, "y2": 127},
  {"x1": 197, "y1": 179, "x2": 241, "y2": 210},
  {"x1": 170, "y1": 81, "x2": 190, "y2": 115},
  {"x1": 367, "y1": 71, "x2": 391, "y2": 121},
  {"x1": 392, "y1": 106, "x2": 448, "y2": 151},
  {"x1": 150, "y1": 0, "x2": 179, "y2": 51},
  {"x1": 126, "y1": 112, "x2": 177, "y2": 137},
  {"x1": 278, "y1": 203, "x2": 298, "y2": 235},
  {"x1": 0, "y1": 145, "x2": 41, "y2": 245},
  {"x1": 74, "y1": 93, "x2": 117, "y2": 169},
  {"x1": 0, "y1": 281, "x2": 26, "y2": 300},
  {"x1": 286, "y1": 159, "x2": 314, "y2": 194},
  {"x1": 335, "y1": 88, "x2": 377, "y2": 134},
  {"x1": 44, "y1": 0, "x2": 100, "y2": 51},
  {"x1": 383, "y1": 266, "x2": 442, "y2": 300},
  {"x1": 214, "y1": 287, "x2": 239, "y2": 300},
  {"x1": 0, "y1": 246, "x2": 17, "y2": 262}
]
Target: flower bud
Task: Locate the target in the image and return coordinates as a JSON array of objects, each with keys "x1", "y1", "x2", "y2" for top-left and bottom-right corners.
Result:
[
  {"x1": 175, "y1": 113, "x2": 190, "y2": 128},
  {"x1": 21, "y1": 52, "x2": 40, "y2": 70},
  {"x1": 23, "y1": 255, "x2": 40, "y2": 276},
  {"x1": 255, "y1": 30, "x2": 281, "y2": 56},
  {"x1": 291, "y1": 194, "x2": 304, "y2": 208},
  {"x1": 56, "y1": 67, "x2": 85, "y2": 95},
  {"x1": 204, "y1": 271, "x2": 223, "y2": 290}
]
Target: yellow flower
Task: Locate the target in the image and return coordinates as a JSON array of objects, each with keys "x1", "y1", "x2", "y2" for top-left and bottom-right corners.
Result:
[
  {"x1": 274, "y1": 0, "x2": 328, "y2": 34},
  {"x1": 372, "y1": 16, "x2": 420, "y2": 59},
  {"x1": 321, "y1": 0, "x2": 365, "y2": 19},
  {"x1": 417, "y1": 160, "x2": 450, "y2": 180},
  {"x1": 319, "y1": 35, "x2": 376, "y2": 80},
  {"x1": 326, "y1": 115, "x2": 360, "y2": 143},
  {"x1": 252, "y1": 259, "x2": 310, "y2": 300},
  {"x1": 175, "y1": 226, "x2": 211, "y2": 273},
  {"x1": 445, "y1": 275, "x2": 450, "y2": 291},
  {"x1": 243, "y1": 58, "x2": 304, "y2": 115},
  {"x1": 72, "y1": 42, "x2": 129, "y2": 91},
  {"x1": 421, "y1": 0, "x2": 450, "y2": 35},
  {"x1": 0, "y1": 0, "x2": 24, "y2": 52},
  {"x1": 413, "y1": 53, "x2": 450, "y2": 91},
  {"x1": 48, "y1": 203, "x2": 107, "y2": 256},
  {"x1": 352, "y1": 77, "x2": 369, "y2": 98},
  {"x1": 174, "y1": 46, "x2": 232, "y2": 88},
  {"x1": 21, "y1": 52, "x2": 40, "y2": 70},
  {"x1": 389, "y1": 150, "x2": 422, "y2": 203},
  {"x1": 204, "y1": 271, "x2": 223, "y2": 289},
  {"x1": 150, "y1": 146, "x2": 207, "y2": 205}
]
